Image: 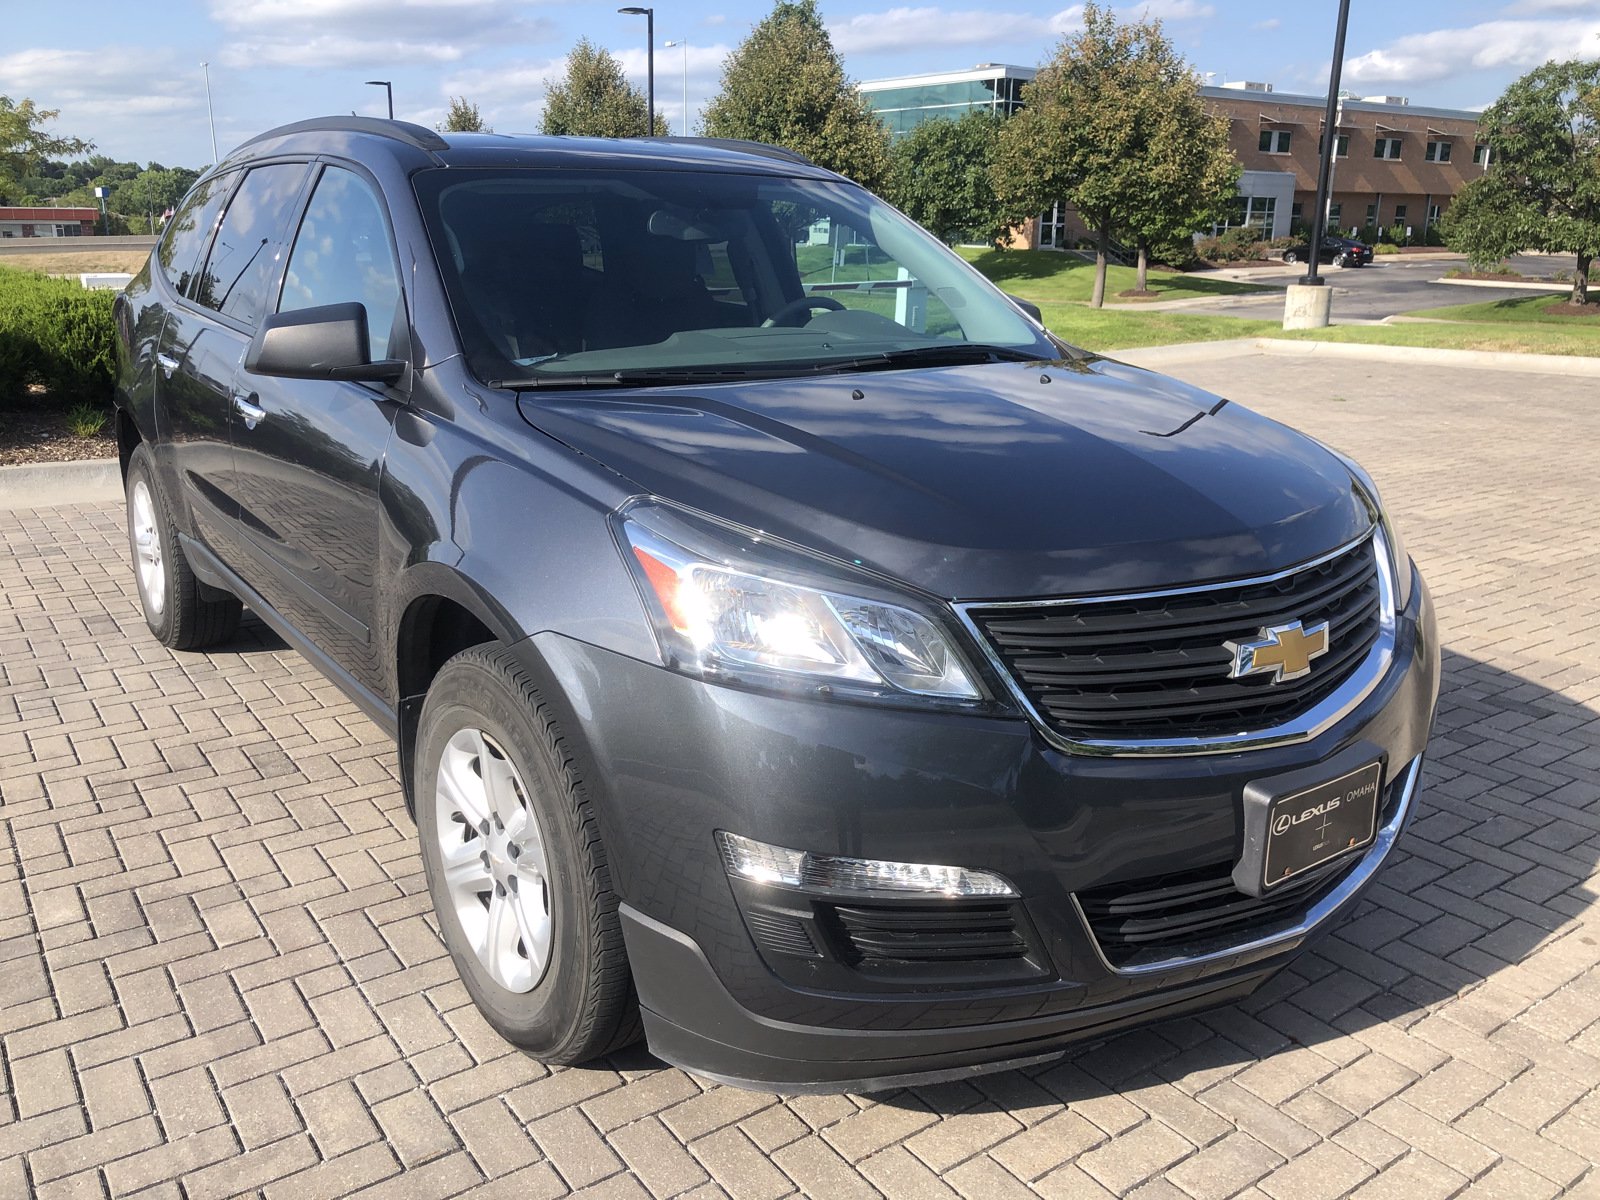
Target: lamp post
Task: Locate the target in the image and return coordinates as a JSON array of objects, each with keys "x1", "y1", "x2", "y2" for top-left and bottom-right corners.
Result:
[
  {"x1": 618, "y1": 7, "x2": 655, "y2": 134},
  {"x1": 664, "y1": 39, "x2": 689, "y2": 136},
  {"x1": 201, "y1": 62, "x2": 218, "y2": 164},
  {"x1": 365, "y1": 80, "x2": 394, "y2": 120},
  {"x1": 1283, "y1": 0, "x2": 1352, "y2": 330}
]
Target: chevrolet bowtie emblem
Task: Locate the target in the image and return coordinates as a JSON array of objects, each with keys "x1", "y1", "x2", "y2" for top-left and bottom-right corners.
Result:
[{"x1": 1224, "y1": 619, "x2": 1331, "y2": 684}]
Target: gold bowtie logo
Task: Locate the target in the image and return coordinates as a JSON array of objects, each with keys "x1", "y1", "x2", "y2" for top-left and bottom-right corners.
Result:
[{"x1": 1224, "y1": 620, "x2": 1331, "y2": 684}]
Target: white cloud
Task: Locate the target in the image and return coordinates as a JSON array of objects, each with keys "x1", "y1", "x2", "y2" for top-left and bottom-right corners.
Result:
[
  {"x1": 1345, "y1": 16, "x2": 1600, "y2": 84},
  {"x1": 208, "y1": 0, "x2": 547, "y2": 70},
  {"x1": 0, "y1": 47, "x2": 201, "y2": 124},
  {"x1": 1504, "y1": 0, "x2": 1600, "y2": 12},
  {"x1": 830, "y1": 7, "x2": 1037, "y2": 54},
  {"x1": 1253, "y1": 18, "x2": 1282, "y2": 30}
]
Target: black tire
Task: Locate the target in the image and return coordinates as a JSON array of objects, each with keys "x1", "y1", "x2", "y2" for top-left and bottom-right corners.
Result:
[
  {"x1": 414, "y1": 644, "x2": 640, "y2": 1064},
  {"x1": 1282, "y1": 250, "x2": 1298, "y2": 265},
  {"x1": 1334, "y1": 253, "x2": 1349, "y2": 268},
  {"x1": 125, "y1": 444, "x2": 242, "y2": 650}
]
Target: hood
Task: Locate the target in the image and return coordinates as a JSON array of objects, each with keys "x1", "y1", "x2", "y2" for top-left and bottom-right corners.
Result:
[{"x1": 518, "y1": 358, "x2": 1370, "y2": 600}]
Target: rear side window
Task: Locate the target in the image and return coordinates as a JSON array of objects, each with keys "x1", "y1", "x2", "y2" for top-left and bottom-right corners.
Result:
[
  {"x1": 192, "y1": 163, "x2": 308, "y2": 326},
  {"x1": 278, "y1": 166, "x2": 402, "y2": 360},
  {"x1": 157, "y1": 172, "x2": 236, "y2": 297}
]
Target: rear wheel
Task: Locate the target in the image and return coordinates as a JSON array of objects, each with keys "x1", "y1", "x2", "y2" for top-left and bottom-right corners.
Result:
[
  {"x1": 1334, "y1": 253, "x2": 1349, "y2": 268},
  {"x1": 125, "y1": 444, "x2": 241, "y2": 649},
  {"x1": 415, "y1": 644, "x2": 640, "y2": 1063},
  {"x1": 1282, "y1": 250, "x2": 1299, "y2": 265}
]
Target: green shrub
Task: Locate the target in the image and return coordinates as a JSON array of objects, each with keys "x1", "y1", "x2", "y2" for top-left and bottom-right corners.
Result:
[
  {"x1": 1194, "y1": 226, "x2": 1264, "y2": 264},
  {"x1": 1374, "y1": 243, "x2": 1401, "y2": 255},
  {"x1": 66, "y1": 402, "x2": 108, "y2": 437},
  {"x1": 0, "y1": 265, "x2": 118, "y2": 410}
]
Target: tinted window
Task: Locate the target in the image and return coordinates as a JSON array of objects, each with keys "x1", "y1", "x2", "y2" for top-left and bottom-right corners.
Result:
[
  {"x1": 157, "y1": 172, "x2": 236, "y2": 297},
  {"x1": 279, "y1": 167, "x2": 402, "y2": 359},
  {"x1": 192, "y1": 163, "x2": 308, "y2": 325}
]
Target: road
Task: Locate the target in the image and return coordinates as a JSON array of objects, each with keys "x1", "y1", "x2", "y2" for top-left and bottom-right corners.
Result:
[{"x1": 1181, "y1": 255, "x2": 1568, "y2": 322}]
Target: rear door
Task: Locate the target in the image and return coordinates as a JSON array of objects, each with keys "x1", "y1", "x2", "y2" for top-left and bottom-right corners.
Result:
[{"x1": 227, "y1": 162, "x2": 407, "y2": 695}]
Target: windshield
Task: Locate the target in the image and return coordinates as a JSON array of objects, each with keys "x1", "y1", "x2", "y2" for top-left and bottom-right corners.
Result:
[{"x1": 412, "y1": 166, "x2": 1060, "y2": 387}]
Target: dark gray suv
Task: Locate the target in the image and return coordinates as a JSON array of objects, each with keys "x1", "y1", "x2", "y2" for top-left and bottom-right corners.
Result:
[{"x1": 113, "y1": 117, "x2": 1439, "y2": 1092}]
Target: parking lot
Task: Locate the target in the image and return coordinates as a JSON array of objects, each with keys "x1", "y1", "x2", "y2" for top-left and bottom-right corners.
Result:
[
  {"x1": 2, "y1": 347, "x2": 1597, "y2": 1198},
  {"x1": 1176, "y1": 256, "x2": 1566, "y2": 322}
]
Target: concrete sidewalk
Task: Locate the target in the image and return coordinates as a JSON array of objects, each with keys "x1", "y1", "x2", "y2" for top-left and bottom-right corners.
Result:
[{"x1": 1, "y1": 350, "x2": 1596, "y2": 1198}]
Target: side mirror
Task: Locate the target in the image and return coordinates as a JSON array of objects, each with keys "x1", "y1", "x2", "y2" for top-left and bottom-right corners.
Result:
[
  {"x1": 245, "y1": 302, "x2": 406, "y2": 383},
  {"x1": 1005, "y1": 293, "x2": 1043, "y2": 324}
]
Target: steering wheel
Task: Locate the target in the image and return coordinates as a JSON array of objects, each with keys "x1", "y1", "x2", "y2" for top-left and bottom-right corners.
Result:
[{"x1": 760, "y1": 295, "x2": 847, "y2": 328}]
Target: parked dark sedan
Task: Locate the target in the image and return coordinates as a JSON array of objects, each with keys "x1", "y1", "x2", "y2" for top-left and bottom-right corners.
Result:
[
  {"x1": 112, "y1": 117, "x2": 1437, "y2": 1092},
  {"x1": 1282, "y1": 235, "x2": 1374, "y2": 267}
]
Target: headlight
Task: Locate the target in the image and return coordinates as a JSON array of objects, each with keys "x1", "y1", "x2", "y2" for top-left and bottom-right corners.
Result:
[
  {"x1": 1326, "y1": 448, "x2": 1413, "y2": 612},
  {"x1": 614, "y1": 500, "x2": 984, "y2": 706}
]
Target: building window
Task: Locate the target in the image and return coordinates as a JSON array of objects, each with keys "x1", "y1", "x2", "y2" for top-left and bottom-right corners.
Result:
[
  {"x1": 1258, "y1": 129, "x2": 1292, "y2": 154},
  {"x1": 1393, "y1": 205, "x2": 1408, "y2": 222},
  {"x1": 1318, "y1": 133, "x2": 1349, "y2": 157},
  {"x1": 1365, "y1": 203, "x2": 1378, "y2": 227},
  {"x1": 1328, "y1": 202, "x2": 1342, "y2": 230},
  {"x1": 1425, "y1": 140, "x2": 1452, "y2": 162},
  {"x1": 1374, "y1": 137, "x2": 1402, "y2": 160},
  {"x1": 1038, "y1": 201, "x2": 1068, "y2": 249},
  {"x1": 1473, "y1": 143, "x2": 1490, "y2": 166},
  {"x1": 1427, "y1": 203, "x2": 1442, "y2": 226},
  {"x1": 1215, "y1": 194, "x2": 1277, "y2": 234}
]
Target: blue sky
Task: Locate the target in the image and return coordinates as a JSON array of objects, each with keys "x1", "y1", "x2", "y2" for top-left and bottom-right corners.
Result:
[{"x1": 6, "y1": 0, "x2": 1599, "y2": 169}]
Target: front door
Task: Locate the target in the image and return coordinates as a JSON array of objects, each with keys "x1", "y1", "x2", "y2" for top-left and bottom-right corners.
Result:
[{"x1": 229, "y1": 163, "x2": 407, "y2": 696}]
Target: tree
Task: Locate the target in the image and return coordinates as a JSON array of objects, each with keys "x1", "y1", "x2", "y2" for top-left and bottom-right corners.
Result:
[
  {"x1": 992, "y1": 4, "x2": 1212, "y2": 307},
  {"x1": 1443, "y1": 59, "x2": 1600, "y2": 306},
  {"x1": 888, "y1": 110, "x2": 1007, "y2": 246},
  {"x1": 702, "y1": 0, "x2": 891, "y2": 193},
  {"x1": 115, "y1": 167, "x2": 200, "y2": 234},
  {"x1": 0, "y1": 96, "x2": 92, "y2": 203},
  {"x1": 541, "y1": 39, "x2": 665, "y2": 138},
  {"x1": 442, "y1": 97, "x2": 490, "y2": 133},
  {"x1": 1118, "y1": 76, "x2": 1239, "y2": 291}
]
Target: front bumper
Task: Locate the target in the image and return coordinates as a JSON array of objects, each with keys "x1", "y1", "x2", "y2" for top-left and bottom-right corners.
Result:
[{"x1": 514, "y1": 567, "x2": 1439, "y2": 1092}]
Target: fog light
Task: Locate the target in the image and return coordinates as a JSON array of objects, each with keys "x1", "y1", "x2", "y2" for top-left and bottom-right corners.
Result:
[{"x1": 717, "y1": 832, "x2": 1017, "y2": 897}]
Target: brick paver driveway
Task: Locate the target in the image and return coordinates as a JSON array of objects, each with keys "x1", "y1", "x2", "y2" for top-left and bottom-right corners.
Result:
[{"x1": 2, "y1": 349, "x2": 1597, "y2": 1198}]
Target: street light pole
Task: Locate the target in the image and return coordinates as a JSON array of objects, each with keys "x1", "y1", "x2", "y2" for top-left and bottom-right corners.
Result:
[
  {"x1": 201, "y1": 62, "x2": 218, "y2": 164},
  {"x1": 618, "y1": 7, "x2": 655, "y2": 134},
  {"x1": 664, "y1": 39, "x2": 689, "y2": 135},
  {"x1": 365, "y1": 80, "x2": 394, "y2": 120},
  {"x1": 1283, "y1": 0, "x2": 1351, "y2": 329}
]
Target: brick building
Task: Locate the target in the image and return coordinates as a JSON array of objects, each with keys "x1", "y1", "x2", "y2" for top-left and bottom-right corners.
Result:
[
  {"x1": 0, "y1": 207, "x2": 98, "y2": 238},
  {"x1": 1205, "y1": 82, "x2": 1486, "y2": 242},
  {"x1": 858, "y1": 67, "x2": 1488, "y2": 250}
]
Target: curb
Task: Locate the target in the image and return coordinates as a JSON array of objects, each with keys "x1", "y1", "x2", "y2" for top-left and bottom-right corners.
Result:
[
  {"x1": 1431, "y1": 278, "x2": 1572, "y2": 293},
  {"x1": 1110, "y1": 338, "x2": 1600, "y2": 378},
  {"x1": 0, "y1": 458, "x2": 122, "y2": 510}
]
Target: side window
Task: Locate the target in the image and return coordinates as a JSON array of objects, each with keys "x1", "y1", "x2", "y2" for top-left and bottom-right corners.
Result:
[
  {"x1": 157, "y1": 172, "x2": 236, "y2": 297},
  {"x1": 785, "y1": 210, "x2": 960, "y2": 338},
  {"x1": 192, "y1": 163, "x2": 308, "y2": 325},
  {"x1": 278, "y1": 166, "x2": 402, "y2": 359}
]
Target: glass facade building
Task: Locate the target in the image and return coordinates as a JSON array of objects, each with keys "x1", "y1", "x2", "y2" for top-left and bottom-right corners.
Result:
[{"x1": 859, "y1": 66, "x2": 1035, "y2": 138}]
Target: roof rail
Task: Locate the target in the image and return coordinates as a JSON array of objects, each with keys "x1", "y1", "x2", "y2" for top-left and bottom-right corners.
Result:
[
  {"x1": 638, "y1": 136, "x2": 817, "y2": 167},
  {"x1": 237, "y1": 116, "x2": 449, "y2": 156}
]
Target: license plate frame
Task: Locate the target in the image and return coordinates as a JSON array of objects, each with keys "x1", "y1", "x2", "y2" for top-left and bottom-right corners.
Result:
[{"x1": 1233, "y1": 748, "x2": 1385, "y2": 898}]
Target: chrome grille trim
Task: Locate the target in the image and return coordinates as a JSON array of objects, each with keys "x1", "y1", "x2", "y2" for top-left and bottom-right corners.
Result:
[{"x1": 953, "y1": 527, "x2": 1397, "y2": 757}]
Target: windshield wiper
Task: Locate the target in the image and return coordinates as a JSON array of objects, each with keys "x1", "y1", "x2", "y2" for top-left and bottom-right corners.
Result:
[
  {"x1": 489, "y1": 366, "x2": 766, "y2": 391},
  {"x1": 809, "y1": 344, "x2": 1049, "y2": 374}
]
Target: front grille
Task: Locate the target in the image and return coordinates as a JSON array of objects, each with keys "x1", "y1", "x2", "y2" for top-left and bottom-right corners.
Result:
[
  {"x1": 967, "y1": 536, "x2": 1383, "y2": 742},
  {"x1": 829, "y1": 902, "x2": 1029, "y2": 966}
]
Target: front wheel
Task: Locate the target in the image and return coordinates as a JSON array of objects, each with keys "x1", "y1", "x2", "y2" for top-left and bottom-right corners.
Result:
[
  {"x1": 415, "y1": 644, "x2": 640, "y2": 1064},
  {"x1": 1282, "y1": 251, "x2": 1299, "y2": 265},
  {"x1": 1334, "y1": 253, "x2": 1349, "y2": 268}
]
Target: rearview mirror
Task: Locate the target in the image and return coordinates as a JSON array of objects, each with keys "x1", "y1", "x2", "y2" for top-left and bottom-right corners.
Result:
[{"x1": 245, "y1": 302, "x2": 406, "y2": 383}]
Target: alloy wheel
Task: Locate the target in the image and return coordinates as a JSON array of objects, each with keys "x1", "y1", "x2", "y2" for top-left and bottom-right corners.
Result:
[{"x1": 131, "y1": 479, "x2": 165, "y2": 617}]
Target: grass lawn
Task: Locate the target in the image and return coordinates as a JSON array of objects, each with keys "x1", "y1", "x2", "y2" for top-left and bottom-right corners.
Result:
[
  {"x1": 1272, "y1": 321, "x2": 1600, "y2": 358},
  {"x1": 1038, "y1": 304, "x2": 1279, "y2": 351},
  {"x1": 0, "y1": 249, "x2": 149, "y2": 274},
  {"x1": 958, "y1": 247, "x2": 1270, "y2": 304},
  {"x1": 1401, "y1": 292, "x2": 1600, "y2": 327}
]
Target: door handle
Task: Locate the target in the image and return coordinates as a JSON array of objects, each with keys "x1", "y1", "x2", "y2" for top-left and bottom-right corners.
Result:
[
  {"x1": 156, "y1": 353, "x2": 180, "y2": 378},
  {"x1": 233, "y1": 392, "x2": 267, "y2": 430}
]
